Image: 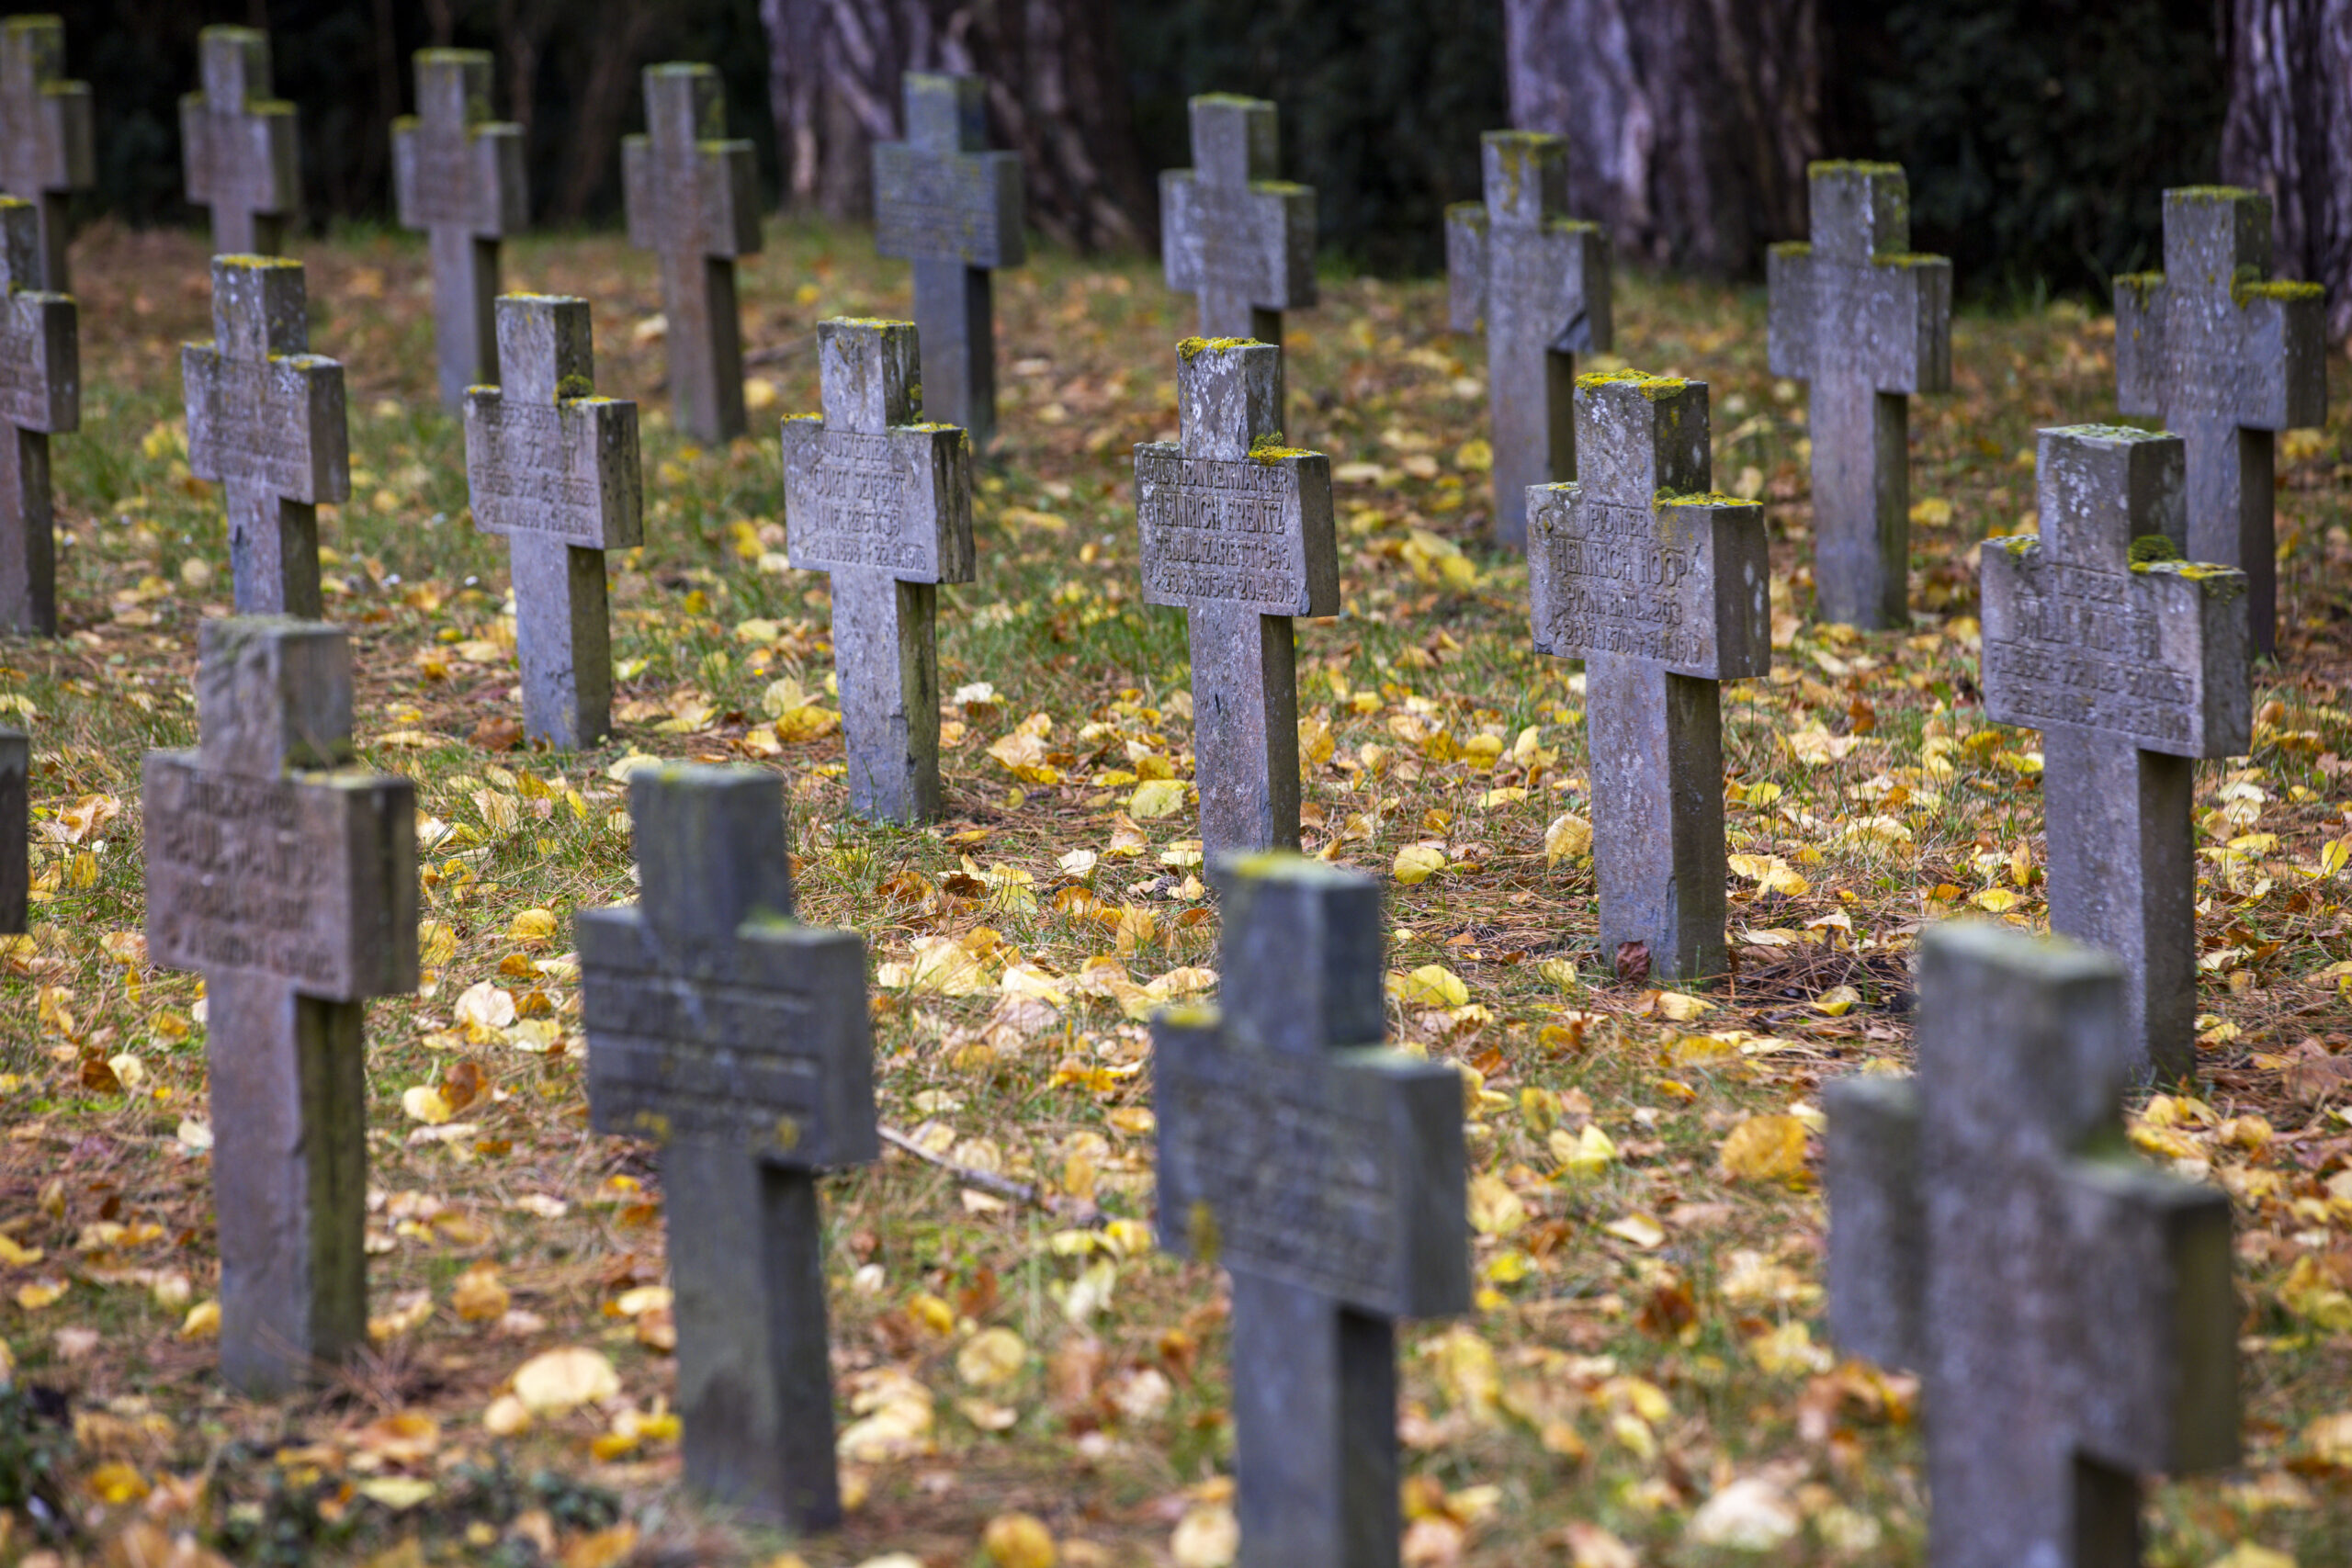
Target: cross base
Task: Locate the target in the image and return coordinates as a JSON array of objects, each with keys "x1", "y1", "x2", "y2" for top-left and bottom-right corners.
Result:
[
  {"x1": 831, "y1": 567, "x2": 942, "y2": 823},
  {"x1": 1810, "y1": 378, "x2": 1910, "y2": 629},
  {"x1": 911, "y1": 257, "x2": 995, "y2": 451},
  {"x1": 511, "y1": 532, "x2": 613, "y2": 749},
  {"x1": 662, "y1": 1138, "x2": 843, "y2": 1530},
  {"x1": 1, "y1": 424, "x2": 53, "y2": 635},
  {"x1": 1230, "y1": 1272, "x2": 1400, "y2": 1568},
  {"x1": 209, "y1": 970, "x2": 368, "y2": 1397},
  {"x1": 662, "y1": 254, "x2": 747, "y2": 444},
  {"x1": 227, "y1": 481, "x2": 322, "y2": 617},
  {"x1": 2181, "y1": 415, "x2": 2278, "y2": 657},
  {"x1": 2042, "y1": 726, "x2": 2197, "y2": 1083},
  {"x1": 1187, "y1": 601, "x2": 1300, "y2": 863},
  {"x1": 1587, "y1": 652, "x2": 1726, "y2": 982},
  {"x1": 429, "y1": 227, "x2": 500, "y2": 412}
]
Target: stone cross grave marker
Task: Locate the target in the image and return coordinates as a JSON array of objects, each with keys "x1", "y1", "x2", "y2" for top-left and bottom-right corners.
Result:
[
  {"x1": 1826, "y1": 920, "x2": 2237, "y2": 1568},
  {"x1": 0, "y1": 16, "x2": 91, "y2": 291},
  {"x1": 1981, "y1": 424, "x2": 2250, "y2": 1082},
  {"x1": 182, "y1": 254, "x2": 349, "y2": 617},
  {"x1": 1528, "y1": 370, "x2": 1769, "y2": 984},
  {"x1": 393, "y1": 49, "x2": 526, "y2": 411},
  {"x1": 1445, "y1": 130, "x2": 1610, "y2": 551},
  {"x1": 464, "y1": 294, "x2": 642, "y2": 749},
  {"x1": 0, "y1": 196, "x2": 77, "y2": 637},
  {"x1": 1155, "y1": 853, "x2": 1467, "y2": 1568},
  {"x1": 1, "y1": 725, "x2": 24, "y2": 934},
  {"x1": 1161, "y1": 95, "x2": 1315, "y2": 427},
  {"x1": 781, "y1": 318, "x2": 972, "y2": 821},
  {"x1": 622, "y1": 62, "x2": 760, "y2": 444},
  {"x1": 582, "y1": 763, "x2": 878, "y2": 1530},
  {"x1": 2116, "y1": 186, "x2": 2327, "y2": 657},
  {"x1": 1768, "y1": 161, "x2": 1951, "y2": 629},
  {"x1": 181, "y1": 26, "x2": 299, "y2": 257},
  {"x1": 1134, "y1": 337, "x2": 1335, "y2": 861},
  {"x1": 873, "y1": 72, "x2": 1022, "y2": 451},
  {"x1": 143, "y1": 618, "x2": 417, "y2": 1396}
]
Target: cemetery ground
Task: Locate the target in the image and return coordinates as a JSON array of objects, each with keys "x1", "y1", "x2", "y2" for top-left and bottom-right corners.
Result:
[{"x1": 3, "y1": 215, "x2": 2351, "y2": 1568}]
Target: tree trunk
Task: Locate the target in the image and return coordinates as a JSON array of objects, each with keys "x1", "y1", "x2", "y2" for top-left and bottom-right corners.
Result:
[
  {"x1": 1502, "y1": 0, "x2": 1821, "y2": 276},
  {"x1": 2219, "y1": 0, "x2": 2352, "y2": 336},
  {"x1": 759, "y1": 0, "x2": 1151, "y2": 253}
]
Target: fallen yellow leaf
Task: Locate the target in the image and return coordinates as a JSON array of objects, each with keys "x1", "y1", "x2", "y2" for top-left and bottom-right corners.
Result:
[
  {"x1": 1129, "y1": 777, "x2": 1188, "y2": 818},
  {"x1": 981, "y1": 1511, "x2": 1057, "y2": 1568},
  {"x1": 1544, "y1": 811, "x2": 1592, "y2": 863},
  {"x1": 957, "y1": 1325, "x2": 1028, "y2": 1389},
  {"x1": 1812, "y1": 984, "x2": 1860, "y2": 1017},
  {"x1": 1393, "y1": 843, "x2": 1446, "y2": 885},
  {"x1": 1395, "y1": 964, "x2": 1469, "y2": 1008},
  {"x1": 512, "y1": 1346, "x2": 620, "y2": 1415},
  {"x1": 1720, "y1": 1114, "x2": 1809, "y2": 1183}
]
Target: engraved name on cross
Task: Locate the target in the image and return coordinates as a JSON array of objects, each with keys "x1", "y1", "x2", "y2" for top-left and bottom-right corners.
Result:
[
  {"x1": 582, "y1": 763, "x2": 878, "y2": 1530},
  {"x1": 780, "y1": 317, "x2": 973, "y2": 822},
  {"x1": 182, "y1": 254, "x2": 349, "y2": 616},
  {"x1": 464, "y1": 294, "x2": 642, "y2": 749},
  {"x1": 873, "y1": 72, "x2": 1022, "y2": 451},
  {"x1": 0, "y1": 16, "x2": 91, "y2": 290},
  {"x1": 394, "y1": 49, "x2": 526, "y2": 410},
  {"x1": 181, "y1": 26, "x2": 299, "y2": 257},
  {"x1": 143, "y1": 619, "x2": 418, "y2": 1395},
  {"x1": 1155, "y1": 854, "x2": 1467, "y2": 1568},
  {"x1": 2115, "y1": 186, "x2": 2327, "y2": 657},
  {"x1": 622, "y1": 62, "x2": 760, "y2": 443},
  {"x1": 1768, "y1": 161, "x2": 1951, "y2": 629},
  {"x1": 1826, "y1": 920, "x2": 2238, "y2": 1568},
  {"x1": 0, "y1": 196, "x2": 77, "y2": 636},
  {"x1": 1445, "y1": 130, "x2": 1610, "y2": 550},
  {"x1": 1980, "y1": 424, "x2": 2251, "y2": 1082},
  {"x1": 1528, "y1": 371, "x2": 1770, "y2": 983},
  {"x1": 1134, "y1": 337, "x2": 1335, "y2": 861}
]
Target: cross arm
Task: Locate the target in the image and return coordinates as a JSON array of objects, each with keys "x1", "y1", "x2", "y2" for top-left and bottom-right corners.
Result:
[
  {"x1": 2059, "y1": 1152, "x2": 2237, "y2": 1475},
  {"x1": 1765, "y1": 243, "x2": 1816, "y2": 380},
  {"x1": 464, "y1": 389, "x2": 645, "y2": 550},
  {"x1": 1133, "y1": 442, "x2": 1338, "y2": 616},
  {"x1": 1824, "y1": 1072, "x2": 1927, "y2": 1371},
  {"x1": 182, "y1": 343, "x2": 351, "y2": 502},
  {"x1": 2230, "y1": 280, "x2": 2328, "y2": 431},
  {"x1": 872, "y1": 145, "x2": 1023, "y2": 270},
  {"x1": 624, "y1": 137, "x2": 763, "y2": 260},
  {"x1": 31, "y1": 78, "x2": 94, "y2": 191},
  {"x1": 1526, "y1": 491, "x2": 1769, "y2": 679},
  {"x1": 1861, "y1": 254, "x2": 1952, "y2": 395},
  {"x1": 0, "y1": 288, "x2": 76, "y2": 434},
  {"x1": 1159, "y1": 174, "x2": 1317, "y2": 311},
  {"x1": 779, "y1": 418, "x2": 974, "y2": 584},
  {"x1": 1444, "y1": 202, "x2": 1486, "y2": 333},
  {"x1": 2112, "y1": 273, "x2": 2166, "y2": 418}
]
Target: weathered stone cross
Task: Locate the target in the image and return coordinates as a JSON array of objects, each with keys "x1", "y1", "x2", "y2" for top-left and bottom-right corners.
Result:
[
  {"x1": 2116, "y1": 186, "x2": 2327, "y2": 657},
  {"x1": 1155, "y1": 853, "x2": 1467, "y2": 1568},
  {"x1": 1134, "y1": 337, "x2": 1336, "y2": 861},
  {"x1": 464, "y1": 294, "x2": 642, "y2": 749},
  {"x1": 393, "y1": 49, "x2": 526, "y2": 410},
  {"x1": 1980, "y1": 424, "x2": 2250, "y2": 1081},
  {"x1": 143, "y1": 618, "x2": 417, "y2": 1396},
  {"x1": 0, "y1": 16, "x2": 91, "y2": 290},
  {"x1": 780, "y1": 318, "x2": 973, "y2": 821},
  {"x1": 873, "y1": 72, "x2": 1022, "y2": 451},
  {"x1": 1528, "y1": 370, "x2": 1769, "y2": 983},
  {"x1": 1768, "y1": 161, "x2": 1951, "y2": 629},
  {"x1": 0, "y1": 724, "x2": 24, "y2": 934},
  {"x1": 181, "y1": 26, "x2": 300, "y2": 257},
  {"x1": 1826, "y1": 919, "x2": 2237, "y2": 1568},
  {"x1": 622, "y1": 62, "x2": 760, "y2": 444},
  {"x1": 582, "y1": 763, "x2": 877, "y2": 1529},
  {"x1": 0, "y1": 197, "x2": 77, "y2": 637},
  {"x1": 1445, "y1": 130, "x2": 1611, "y2": 551},
  {"x1": 182, "y1": 255, "x2": 349, "y2": 617},
  {"x1": 1160, "y1": 95, "x2": 1315, "y2": 426}
]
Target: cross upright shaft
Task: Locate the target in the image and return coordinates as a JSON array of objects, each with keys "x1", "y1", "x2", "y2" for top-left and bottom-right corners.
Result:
[
  {"x1": 0, "y1": 725, "x2": 25, "y2": 935},
  {"x1": 394, "y1": 50, "x2": 527, "y2": 410},
  {"x1": 0, "y1": 17, "x2": 92, "y2": 291},
  {"x1": 181, "y1": 26, "x2": 300, "y2": 257},
  {"x1": 0, "y1": 197, "x2": 78, "y2": 637}
]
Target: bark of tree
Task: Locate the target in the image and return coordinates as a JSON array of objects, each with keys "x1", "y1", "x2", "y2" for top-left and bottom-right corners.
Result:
[
  {"x1": 1502, "y1": 0, "x2": 1821, "y2": 276},
  {"x1": 758, "y1": 0, "x2": 1152, "y2": 253},
  {"x1": 2219, "y1": 0, "x2": 2352, "y2": 336}
]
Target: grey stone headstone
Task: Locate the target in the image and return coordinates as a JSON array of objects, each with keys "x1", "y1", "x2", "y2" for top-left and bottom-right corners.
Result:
[
  {"x1": 1444, "y1": 130, "x2": 1610, "y2": 550},
  {"x1": 1155, "y1": 853, "x2": 1466, "y2": 1568},
  {"x1": 0, "y1": 196, "x2": 76, "y2": 637},
  {"x1": 1527, "y1": 371, "x2": 1770, "y2": 983},
  {"x1": 581, "y1": 763, "x2": 878, "y2": 1531},
  {"x1": 780, "y1": 318, "x2": 973, "y2": 822},
  {"x1": 1768, "y1": 161, "x2": 1952, "y2": 629},
  {"x1": 0, "y1": 725, "x2": 24, "y2": 934},
  {"x1": 0, "y1": 17, "x2": 92, "y2": 291},
  {"x1": 464, "y1": 294, "x2": 642, "y2": 749},
  {"x1": 181, "y1": 254, "x2": 349, "y2": 617},
  {"x1": 1133, "y1": 337, "x2": 1336, "y2": 861},
  {"x1": 2115, "y1": 186, "x2": 2327, "y2": 657},
  {"x1": 180, "y1": 26, "x2": 299, "y2": 258},
  {"x1": 621, "y1": 63, "x2": 760, "y2": 444},
  {"x1": 142, "y1": 618, "x2": 418, "y2": 1396},
  {"x1": 1980, "y1": 424, "x2": 2250, "y2": 1081},
  {"x1": 393, "y1": 50, "x2": 526, "y2": 411},
  {"x1": 873, "y1": 72, "x2": 1022, "y2": 451},
  {"x1": 1825, "y1": 920, "x2": 2237, "y2": 1568},
  {"x1": 1160, "y1": 95, "x2": 1316, "y2": 427}
]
